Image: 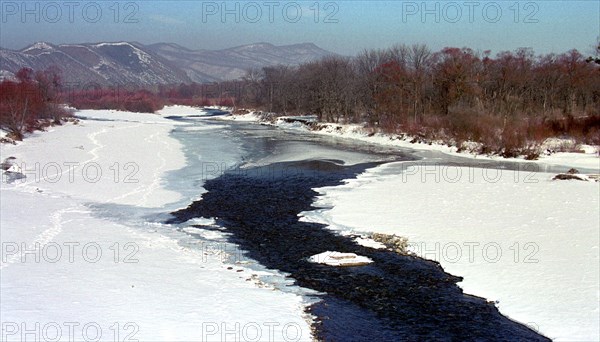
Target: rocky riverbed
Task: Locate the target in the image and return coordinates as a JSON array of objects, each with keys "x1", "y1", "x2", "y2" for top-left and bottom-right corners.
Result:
[{"x1": 168, "y1": 159, "x2": 549, "y2": 341}]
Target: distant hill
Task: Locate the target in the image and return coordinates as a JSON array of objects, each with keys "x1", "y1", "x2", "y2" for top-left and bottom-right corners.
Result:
[
  {"x1": 0, "y1": 42, "x2": 190, "y2": 86},
  {"x1": 0, "y1": 41, "x2": 336, "y2": 85},
  {"x1": 147, "y1": 42, "x2": 336, "y2": 82}
]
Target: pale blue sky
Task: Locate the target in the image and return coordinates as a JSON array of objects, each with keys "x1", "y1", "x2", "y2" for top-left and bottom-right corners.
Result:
[{"x1": 1, "y1": 1, "x2": 598, "y2": 55}]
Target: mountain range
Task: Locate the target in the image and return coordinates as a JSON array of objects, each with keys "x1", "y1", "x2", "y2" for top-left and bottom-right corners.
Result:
[{"x1": 0, "y1": 41, "x2": 335, "y2": 86}]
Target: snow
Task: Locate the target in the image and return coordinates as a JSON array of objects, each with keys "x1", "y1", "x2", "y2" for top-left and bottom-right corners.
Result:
[
  {"x1": 132, "y1": 48, "x2": 151, "y2": 65},
  {"x1": 0, "y1": 108, "x2": 312, "y2": 341},
  {"x1": 218, "y1": 111, "x2": 262, "y2": 122},
  {"x1": 156, "y1": 105, "x2": 211, "y2": 117},
  {"x1": 300, "y1": 162, "x2": 600, "y2": 341},
  {"x1": 22, "y1": 42, "x2": 54, "y2": 52},
  {"x1": 308, "y1": 251, "x2": 373, "y2": 267},
  {"x1": 228, "y1": 113, "x2": 599, "y2": 172},
  {"x1": 2, "y1": 105, "x2": 597, "y2": 340},
  {"x1": 183, "y1": 217, "x2": 218, "y2": 226},
  {"x1": 94, "y1": 42, "x2": 134, "y2": 48},
  {"x1": 308, "y1": 123, "x2": 600, "y2": 172},
  {"x1": 353, "y1": 236, "x2": 386, "y2": 249},
  {"x1": 92, "y1": 41, "x2": 151, "y2": 65},
  {"x1": 539, "y1": 151, "x2": 600, "y2": 171},
  {"x1": 2, "y1": 109, "x2": 185, "y2": 207},
  {"x1": 274, "y1": 121, "x2": 311, "y2": 132}
]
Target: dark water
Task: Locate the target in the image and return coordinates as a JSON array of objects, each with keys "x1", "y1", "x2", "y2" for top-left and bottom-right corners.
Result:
[
  {"x1": 166, "y1": 122, "x2": 550, "y2": 341},
  {"x1": 164, "y1": 108, "x2": 230, "y2": 120}
]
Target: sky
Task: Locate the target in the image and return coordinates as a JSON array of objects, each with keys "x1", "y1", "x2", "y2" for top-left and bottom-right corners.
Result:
[{"x1": 1, "y1": 0, "x2": 598, "y2": 56}]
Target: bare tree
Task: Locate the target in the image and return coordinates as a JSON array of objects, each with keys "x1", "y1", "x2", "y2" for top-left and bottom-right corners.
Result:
[
  {"x1": 408, "y1": 44, "x2": 431, "y2": 120},
  {"x1": 354, "y1": 49, "x2": 391, "y2": 123}
]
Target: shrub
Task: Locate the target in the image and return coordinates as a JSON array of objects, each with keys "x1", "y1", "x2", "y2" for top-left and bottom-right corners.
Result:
[
  {"x1": 0, "y1": 68, "x2": 71, "y2": 139},
  {"x1": 68, "y1": 89, "x2": 164, "y2": 113}
]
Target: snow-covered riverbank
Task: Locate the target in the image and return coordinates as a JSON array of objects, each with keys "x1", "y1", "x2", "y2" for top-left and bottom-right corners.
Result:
[
  {"x1": 2, "y1": 105, "x2": 598, "y2": 341},
  {"x1": 0, "y1": 108, "x2": 313, "y2": 341},
  {"x1": 223, "y1": 111, "x2": 600, "y2": 172},
  {"x1": 222, "y1": 110, "x2": 600, "y2": 339},
  {"x1": 300, "y1": 163, "x2": 599, "y2": 341},
  {"x1": 224, "y1": 108, "x2": 599, "y2": 340}
]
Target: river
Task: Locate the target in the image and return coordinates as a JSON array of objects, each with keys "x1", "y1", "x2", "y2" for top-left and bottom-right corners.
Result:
[{"x1": 160, "y1": 113, "x2": 556, "y2": 341}]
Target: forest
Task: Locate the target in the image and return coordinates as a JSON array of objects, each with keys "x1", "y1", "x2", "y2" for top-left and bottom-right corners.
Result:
[{"x1": 238, "y1": 44, "x2": 600, "y2": 157}]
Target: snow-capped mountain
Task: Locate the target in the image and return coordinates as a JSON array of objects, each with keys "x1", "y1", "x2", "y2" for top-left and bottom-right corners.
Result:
[
  {"x1": 0, "y1": 41, "x2": 190, "y2": 86},
  {"x1": 0, "y1": 41, "x2": 336, "y2": 85},
  {"x1": 147, "y1": 42, "x2": 336, "y2": 82}
]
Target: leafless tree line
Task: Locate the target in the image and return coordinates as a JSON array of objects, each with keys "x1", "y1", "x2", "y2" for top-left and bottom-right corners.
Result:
[
  {"x1": 225, "y1": 42, "x2": 599, "y2": 155},
  {"x1": 241, "y1": 44, "x2": 598, "y2": 124}
]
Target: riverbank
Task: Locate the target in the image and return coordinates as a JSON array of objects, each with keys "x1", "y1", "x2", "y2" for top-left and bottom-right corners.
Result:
[
  {"x1": 221, "y1": 109, "x2": 599, "y2": 340},
  {"x1": 299, "y1": 162, "x2": 599, "y2": 341},
  {"x1": 2, "y1": 105, "x2": 597, "y2": 341},
  {"x1": 221, "y1": 110, "x2": 600, "y2": 172},
  {"x1": 0, "y1": 108, "x2": 313, "y2": 341},
  {"x1": 168, "y1": 160, "x2": 548, "y2": 341}
]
